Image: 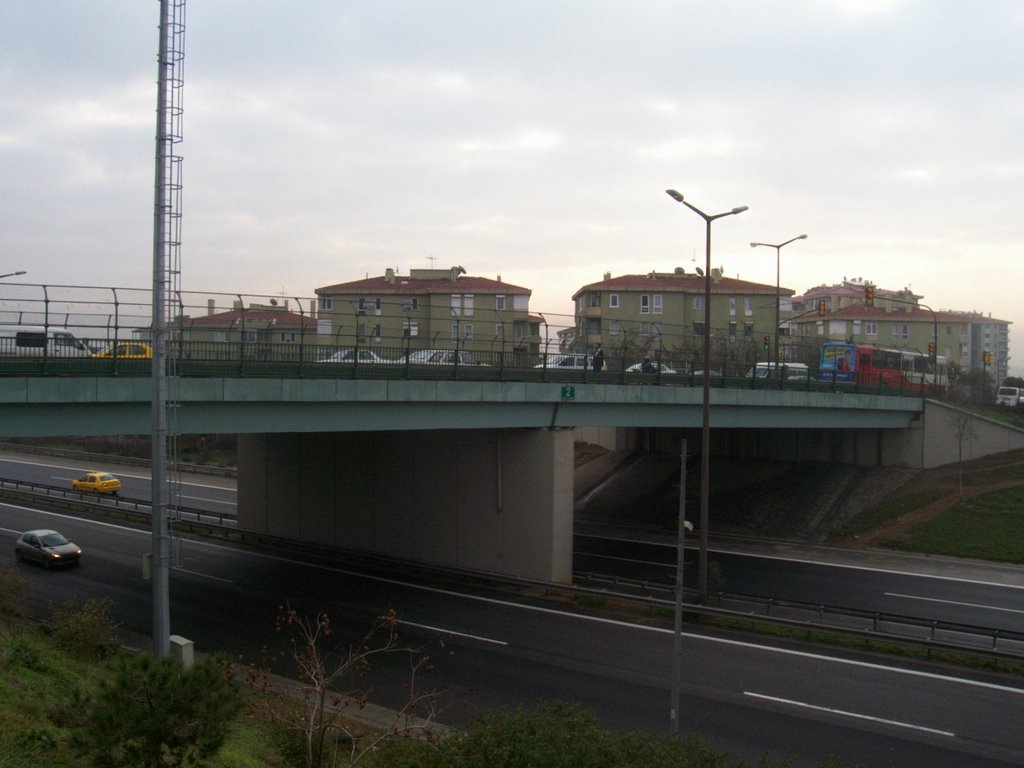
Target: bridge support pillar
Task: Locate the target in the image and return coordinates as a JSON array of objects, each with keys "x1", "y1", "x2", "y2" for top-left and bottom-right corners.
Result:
[{"x1": 237, "y1": 428, "x2": 574, "y2": 583}]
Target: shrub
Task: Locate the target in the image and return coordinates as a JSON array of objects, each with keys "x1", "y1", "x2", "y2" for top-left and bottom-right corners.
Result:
[
  {"x1": 81, "y1": 652, "x2": 243, "y2": 768},
  {"x1": 48, "y1": 598, "x2": 118, "y2": 659},
  {"x1": 0, "y1": 564, "x2": 30, "y2": 618}
]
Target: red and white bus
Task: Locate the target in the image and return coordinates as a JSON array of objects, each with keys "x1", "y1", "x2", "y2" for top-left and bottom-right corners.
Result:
[{"x1": 819, "y1": 342, "x2": 947, "y2": 393}]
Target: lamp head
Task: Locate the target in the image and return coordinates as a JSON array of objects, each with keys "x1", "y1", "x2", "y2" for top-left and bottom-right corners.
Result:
[
  {"x1": 731, "y1": 206, "x2": 749, "y2": 215},
  {"x1": 665, "y1": 189, "x2": 684, "y2": 202},
  {"x1": 797, "y1": 234, "x2": 808, "y2": 240}
]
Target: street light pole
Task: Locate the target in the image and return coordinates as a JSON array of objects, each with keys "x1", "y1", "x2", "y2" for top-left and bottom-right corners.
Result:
[
  {"x1": 0, "y1": 271, "x2": 27, "y2": 280},
  {"x1": 665, "y1": 190, "x2": 747, "y2": 600},
  {"x1": 750, "y1": 235, "x2": 806, "y2": 375}
]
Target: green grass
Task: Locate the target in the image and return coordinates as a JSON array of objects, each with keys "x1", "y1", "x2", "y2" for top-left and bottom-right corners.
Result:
[
  {"x1": 881, "y1": 486, "x2": 1024, "y2": 563},
  {"x1": 830, "y1": 489, "x2": 948, "y2": 539},
  {"x1": 0, "y1": 621, "x2": 280, "y2": 768}
]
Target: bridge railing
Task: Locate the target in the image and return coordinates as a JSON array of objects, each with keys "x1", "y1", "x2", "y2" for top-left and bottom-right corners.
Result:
[{"x1": 0, "y1": 338, "x2": 937, "y2": 396}]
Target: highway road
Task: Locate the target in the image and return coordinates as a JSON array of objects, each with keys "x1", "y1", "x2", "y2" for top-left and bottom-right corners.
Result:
[
  {"x1": 4, "y1": 453, "x2": 1024, "y2": 635},
  {"x1": 575, "y1": 534, "x2": 1024, "y2": 633},
  {"x1": 2, "y1": 499, "x2": 1024, "y2": 767},
  {"x1": 0, "y1": 453, "x2": 236, "y2": 516}
]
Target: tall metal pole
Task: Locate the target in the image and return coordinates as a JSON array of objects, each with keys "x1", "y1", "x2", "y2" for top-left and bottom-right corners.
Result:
[
  {"x1": 666, "y1": 191, "x2": 746, "y2": 600},
  {"x1": 670, "y1": 439, "x2": 688, "y2": 733},
  {"x1": 751, "y1": 235, "x2": 807, "y2": 375},
  {"x1": 150, "y1": 0, "x2": 172, "y2": 658}
]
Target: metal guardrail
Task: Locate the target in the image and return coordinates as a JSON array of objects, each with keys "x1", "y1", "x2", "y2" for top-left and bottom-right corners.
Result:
[
  {"x1": 0, "y1": 478, "x2": 236, "y2": 528},
  {"x1": 0, "y1": 342, "x2": 936, "y2": 398},
  {"x1": 0, "y1": 443, "x2": 236, "y2": 478},
  {"x1": 574, "y1": 572, "x2": 1024, "y2": 663}
]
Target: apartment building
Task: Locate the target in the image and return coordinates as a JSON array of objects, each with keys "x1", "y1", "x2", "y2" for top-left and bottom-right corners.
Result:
[
  {"x1": 314, "y1": 266, "x2": 541, "y2": 360},
  {"x1": 790, "y1": 278, "x2": 1011, "y2": 381},
  {"x1": 571, "y1": 268, "x2": 795, "y2": 371}
]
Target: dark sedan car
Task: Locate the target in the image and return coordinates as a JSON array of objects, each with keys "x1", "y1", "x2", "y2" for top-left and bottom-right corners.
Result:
[{"x1": 14, "y1": 529, "x2": 82, "y2": 568}]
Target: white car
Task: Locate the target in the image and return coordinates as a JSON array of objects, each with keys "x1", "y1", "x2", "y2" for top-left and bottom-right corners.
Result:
[
  {"x1": 318, "y1": 348, "x2": 395, "y2": 364},
  {"x1": 625, "y1": 360, "x2": 677, "y2": 374},
  {"x1": 534, "y1": 353, "x2": 592, "y2": 370},
  {"x1": 400, "y1": 349, "x2": 485, "y2": 366}
]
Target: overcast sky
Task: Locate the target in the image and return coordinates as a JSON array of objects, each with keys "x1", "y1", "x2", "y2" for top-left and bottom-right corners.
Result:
[{"x1": 2, "y1": 1, "x2": 1022, "y2": 361}]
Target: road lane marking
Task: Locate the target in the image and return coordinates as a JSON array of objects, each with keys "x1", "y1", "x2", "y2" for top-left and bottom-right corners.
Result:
[
  {"x1": 398, "y1": 620, "x2": 507, "y2": 646},
  {"x1": 744, "y1": 691, "x2": 956, "y2": 737},
  {"x1": 6, "y1": 501, "x2": 1024, "y2": 699},
  {"x1": 885, "y1": 592, "x2": 1024, "y2": 615}
]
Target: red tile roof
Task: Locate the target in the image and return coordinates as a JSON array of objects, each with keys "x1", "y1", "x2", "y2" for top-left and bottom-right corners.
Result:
[
  {"x1": 572, "y1": 273, "x2": 786, "y2": 299},
  {"x1": 181, "y1": 309, "x2": 316, "y2": 329},
  {"x1": 317, "y1": 275, "x2": 530, "y2": 295}
]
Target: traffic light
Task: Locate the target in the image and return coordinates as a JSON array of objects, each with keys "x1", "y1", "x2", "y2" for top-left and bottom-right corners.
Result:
[
  {"x1": 928, "y1": 342, "x2": 935, "y2": 356},
  {"x1": 762, "y1": 335, "x2": 770, "y2": 352},
  {"x1": 817, "y1": 298, "x2": 826, "y2": 316},
  {"x1": 864, "y1": 284, "x2": 875, "y2": 306},
  {"x1": 983, "y1": 351, "x2": 993, "y2": 366}
]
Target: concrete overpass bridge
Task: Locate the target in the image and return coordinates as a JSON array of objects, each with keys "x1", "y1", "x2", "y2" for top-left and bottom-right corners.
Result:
[{"x1": 3, "y1": 373, "x2": 1021, "y2": 583}]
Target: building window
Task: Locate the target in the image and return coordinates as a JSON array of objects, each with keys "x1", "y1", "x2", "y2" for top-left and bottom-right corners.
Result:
[
  {"x1": 693, "y1": 295, "x2": 705, "y2": 311},
  {"x1": 214, "y1": 330, "x2": 228, "y2": 343},
  {"x1": 586, "y1": 318, "x2": 600, "y2": 335},
  {"x1": 693, "y1": 321, "x2": 705, "y2": 336},
  {"x1": 745, "y1": 297, "x2": 754, "y2": 316},
  {"x1": 451, "y1": 322, "x2": 460, "y2": 340},
  {"x1": 728, "y1": 321, "x2": 737, "y2": 342},
  {"x1": 653, "y1": 294, "x2": 663, "y2": 314},
  {"x1": 609, "y1": 294, "x2": 619, "y2": 308},
  {"x1": 357, "y1": 323, "x2": 366, "y2": 340},
  {"x1": 319, "y1": 297, "x2": 333, "y2": 311},
  {"x1": 514, "y1": 324, "x2": 524, "y2": 339},
  {"x1": 641, "y1": 294, "x2": 650, "y2": 314},
  {"x1": 495, "y1": 295, "x2": 506, "y2": 311},
  {"x1": 853, "y1": 320, "x2": 861, "y2": 335},
  {"x1": 372, "y1": 324, "x2": 381, "y2": 341},
  {"x1": 640, "y1": 322, "x2": 650, "y2": 340},
  {"x1": 451, "y1": 294, "x2": 475, "y2": 317},
  {"x1": 495, "y1": 323, "x2": 504, "y2": 339},
  {"x1": 403, "y1": 297, "x2": 419, "y2": 311},
  {"x1": 610, "y1": 320, "x2": 621, "y2": 336},
  {"x1": 816, "y1": 321, "x2": 824, "y2": 336},
  {"x1": 241, "y1": 330, "x2": 256, "y2": 342},
  {"x1": 892, "y1": 323, "x2": 909, "y2": 340},
  {"x1": 590, "y1": 293, "x2": 601, "y2": 308},
  {"x1": 865, "y1": 321, "x2": 878, "y2": 336},
  {"x1": 280, "y1": 332, "x2": 296, "y2": 343},
  {"x1": 743, "y1": 322, "x2": 753, "y2": 340},
  {"x1": 374, "y1": 298, "x2": 382, "y2": 315},
  {"x1": 729, "y1": 297, "x2": 737, "y2": 317},
  {"x1": 463, "y1": 323, "x2": 473, "y2": 341},
  {"x1": 403, "y1": 320, "x2": 419, "y2": 337}
]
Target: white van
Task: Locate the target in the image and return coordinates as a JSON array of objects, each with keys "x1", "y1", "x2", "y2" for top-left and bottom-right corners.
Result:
[
  {"x1": 0, "y1": 325, "x2": 93, "y2": 357},
  {"x1": 745, "y1": 361, "x2": 810, "y2": 381},
  {"x1": 996, "y1": 386, "x2": 1021, "y2": 407}
]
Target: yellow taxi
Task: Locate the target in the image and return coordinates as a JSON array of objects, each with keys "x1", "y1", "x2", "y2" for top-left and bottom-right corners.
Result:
[
  {"x1": 92, "y1": 342, "x2": 153, "y2": 359},
  {"x1": 71, "y1": 471, "x2": 122, "y2": 495}
]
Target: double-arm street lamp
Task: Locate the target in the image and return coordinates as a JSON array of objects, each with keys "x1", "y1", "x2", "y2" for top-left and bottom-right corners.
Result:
[
  {"x1": 665, "y1": 190, "x2": 747, "y2": 600},
  {"x1": 750, "y1": 235, "x2": 807, "y2": 374}
]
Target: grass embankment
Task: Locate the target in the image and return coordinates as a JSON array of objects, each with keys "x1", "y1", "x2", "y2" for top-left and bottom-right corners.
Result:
[{"x1": 832, "y1": 449, "x2": 1024, "y2": 563}]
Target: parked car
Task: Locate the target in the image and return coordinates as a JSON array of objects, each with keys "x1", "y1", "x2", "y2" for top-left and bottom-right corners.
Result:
[
  {"x1": 996, "y1": 386, "x2": 1021, "y2": 407},
  {"x1": 93, "y1": 342, "x2": 153, "y2": 359},
  {"x1": 0, "y1": 325, "x2": 93, "y2": 357},
  {"x1": 745, "y1": 362, "x2": 810, "y2": 381},
  {"x1": 14, "y1": 529, "x2": 82, "y2": 568},
  {"x1": 71, "y1": 471, "x2": 122, "y2": 495},
  {"x1": 626, "y1": 360, "x2": 677, "y2": 374},
  {"x1": 400, "y1": 349, "x2": 485, "y2": 366},
  {"x1": 318, "y1": 348, "x2": 395, "y2": 364},
  {"x1": 533, "y1": 353, "x2": 591, "y2": 370}
]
